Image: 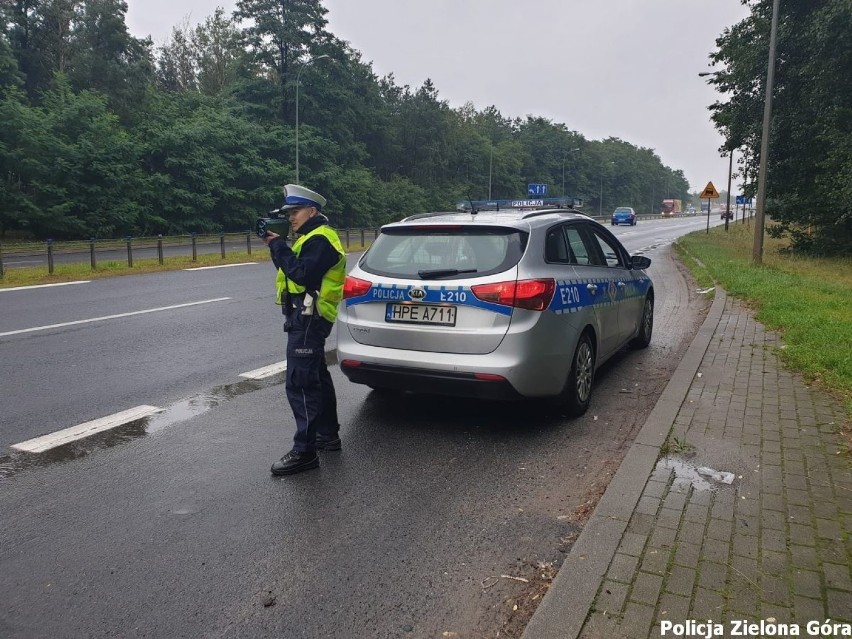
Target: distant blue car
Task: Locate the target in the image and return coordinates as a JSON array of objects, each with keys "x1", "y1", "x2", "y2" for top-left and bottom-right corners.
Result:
[{"x1": 611, "y1": 207, "x2": 637, "y2": 226}]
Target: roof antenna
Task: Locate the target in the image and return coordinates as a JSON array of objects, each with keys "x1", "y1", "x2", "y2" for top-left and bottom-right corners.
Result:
[{"x1": 467, "y1": 195, "x2": 478, "y2": 215}]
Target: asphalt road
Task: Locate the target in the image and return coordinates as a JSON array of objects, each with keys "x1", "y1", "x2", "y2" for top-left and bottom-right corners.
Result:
[{"x1": 0, "y1": 215, "x2": 724, "y2": 638}]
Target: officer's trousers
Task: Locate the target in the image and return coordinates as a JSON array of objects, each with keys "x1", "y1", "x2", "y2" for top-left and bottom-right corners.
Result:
[{"x1": 284, "y1": 312, "x2": 339, "y2": 452}]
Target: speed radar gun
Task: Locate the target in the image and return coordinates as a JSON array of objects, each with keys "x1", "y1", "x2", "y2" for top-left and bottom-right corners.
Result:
[{"x1": 255, "y1": 208, "x2": 290, "y2": 238}]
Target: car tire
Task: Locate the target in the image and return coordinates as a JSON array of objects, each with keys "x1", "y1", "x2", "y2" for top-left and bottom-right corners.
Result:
[
  {"x1": 556, "y1": 332, "x2": 595, "y2": 417},
  {"x1": 630, "y1": 295, "x2": 654, "y2": 349}
]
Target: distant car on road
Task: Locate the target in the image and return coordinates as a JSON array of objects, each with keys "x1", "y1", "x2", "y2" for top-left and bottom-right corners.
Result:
[
  {"x1": 611, "y1": 207, "x2": 637, "y2": 226},
  {"x1": 337, "y1": 207, "x2": 654, "y2": 416},
  {"x1": 720, "y1": 209, "x2": 733, "y2": 220}
]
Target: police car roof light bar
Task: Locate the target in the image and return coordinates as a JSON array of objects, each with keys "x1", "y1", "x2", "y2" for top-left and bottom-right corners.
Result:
[{"x1": 456, "y1": 196, "x2": 583, "y2": 212}]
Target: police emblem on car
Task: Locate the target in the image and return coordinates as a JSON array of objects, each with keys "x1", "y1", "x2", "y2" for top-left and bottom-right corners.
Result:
[{"x1": 408, "y1": 288, "x2": 426, "y2": 300}]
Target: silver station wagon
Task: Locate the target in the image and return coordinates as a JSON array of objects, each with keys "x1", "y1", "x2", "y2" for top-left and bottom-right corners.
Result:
[{"x1": 337, "y1": 208, "x2": 654, "y2": 416}]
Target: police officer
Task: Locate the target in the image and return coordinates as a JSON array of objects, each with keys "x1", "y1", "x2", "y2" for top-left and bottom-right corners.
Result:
[{"x1": 261, "y1": 184, "x2": 347, "y2": 476}]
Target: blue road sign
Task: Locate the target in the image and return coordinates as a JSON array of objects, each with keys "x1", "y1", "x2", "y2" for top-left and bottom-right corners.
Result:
[
  {"x1": 735, "y1": 196, "x2": 754, "y2": 205},
  {"x1": 527, "y1": 183, "x2": 548, "y2": 197}
]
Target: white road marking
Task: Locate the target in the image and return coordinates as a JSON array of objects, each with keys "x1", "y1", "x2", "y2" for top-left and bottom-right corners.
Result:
[
  {"x1": 0, "y1": 281, "x2": 91, "y2": 292},
  {"x1": 11, "y1": 405, "x2": 163, "y2": 453},
  {"x1": 0, "y1": 297, "x2": 231, "y2": 337},
  {"x1": 240, "y1": 361, "x2": 287, "y2": 379},
  {"x1": 183, "y1": 263, "x2": 258, "y2": 271}
]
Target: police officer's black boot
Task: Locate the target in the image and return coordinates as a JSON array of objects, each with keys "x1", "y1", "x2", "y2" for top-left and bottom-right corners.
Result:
[
  {"x1": 315, "y1": 434, "x2": 341, "y2": 451},
  {"x1": 271, "y1": 450, "x2": 319, "y2": 476}
]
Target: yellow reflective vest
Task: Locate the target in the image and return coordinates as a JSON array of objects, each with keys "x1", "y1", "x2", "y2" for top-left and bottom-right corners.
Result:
[{"x1": 275, "y1": 225, "x2": 346, "y2": 323}]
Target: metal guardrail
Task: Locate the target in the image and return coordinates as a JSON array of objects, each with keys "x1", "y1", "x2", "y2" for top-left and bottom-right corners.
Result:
[
  {"x1": 0, "y1": 213, "x2": 747, "y2": 278},
  {"x1": 0, "y1": 229, "x2": 381, "y2": 277}
]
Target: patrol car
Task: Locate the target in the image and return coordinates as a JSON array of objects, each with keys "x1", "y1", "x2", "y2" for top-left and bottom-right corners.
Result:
[{"x1": 337, "y1": 206, "x2": 654, "y2": 416}]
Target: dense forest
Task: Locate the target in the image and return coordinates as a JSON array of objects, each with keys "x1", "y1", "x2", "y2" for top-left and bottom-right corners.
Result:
[
  {"x1": 0, "y1": 0, "x2": 690, "y2": 241},
  {"x1": 1, "y1": 1, "x2": 849, "y2": 255},
  {"x1": 708, "y1": 0, "x2": 852, "y2": 254}
]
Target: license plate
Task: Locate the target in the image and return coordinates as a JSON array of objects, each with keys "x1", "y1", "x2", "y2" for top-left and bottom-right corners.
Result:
[{"x1": 385, "y1": 303, "x2": 457, "y2": 326}]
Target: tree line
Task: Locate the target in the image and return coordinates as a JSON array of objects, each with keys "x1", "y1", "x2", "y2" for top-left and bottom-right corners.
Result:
[
  {"x1": 0, "y1": 0, "x2": 690, "y2": 241},
  {"x1": 707, "y1": 0, "x2": 851, "y2": 255}
]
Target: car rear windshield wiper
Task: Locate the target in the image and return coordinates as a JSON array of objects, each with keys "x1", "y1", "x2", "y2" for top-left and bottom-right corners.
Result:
[{"x1": 417, "y1": 268, "x2": 478, "y2": 279}]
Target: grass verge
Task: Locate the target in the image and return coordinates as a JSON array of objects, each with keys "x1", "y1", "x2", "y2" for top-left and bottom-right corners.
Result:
[
  {"x1": 0, "y1": 251, "x2": 270, "y2": 287},
  {"x1": 0, "y1": 243, "x2": 370, "y2": 288},
  {"x1": 675, "y1": 222, "x2": 852, "y2": 420}
]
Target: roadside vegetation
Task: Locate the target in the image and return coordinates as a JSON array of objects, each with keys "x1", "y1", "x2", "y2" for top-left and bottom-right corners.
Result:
[
  {"x1": 0, "y1": 241, "x2": 371, "y2": 288},
  {"x1": 676, "y1": 223, "x2": 852, "y2": 418},
  {"x1": 0, "y1": 1, "x2": 690, "y2": 241},
  {"x1": 0, "y1": 251, "x2": 268, "y2": 288}
]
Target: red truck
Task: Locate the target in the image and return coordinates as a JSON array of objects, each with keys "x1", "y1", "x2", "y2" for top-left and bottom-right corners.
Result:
[{"x1": 661, "y1": 199, "x2": 682, "y2": 217}]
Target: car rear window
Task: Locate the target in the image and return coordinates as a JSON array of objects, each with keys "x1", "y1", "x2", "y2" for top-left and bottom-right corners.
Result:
[{"x1": 360, "y1": 227, "x2": 527, "y2": 279}]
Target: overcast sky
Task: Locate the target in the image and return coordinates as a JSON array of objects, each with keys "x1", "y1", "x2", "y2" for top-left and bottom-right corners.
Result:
[{"x1": 126, "y1": 0, "x2": 751, "y2": 193}]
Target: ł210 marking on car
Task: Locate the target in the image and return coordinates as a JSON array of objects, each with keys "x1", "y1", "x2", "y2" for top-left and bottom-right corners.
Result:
[{"x1": 337, "y1": 202, "x2": 654, "y2": 416}]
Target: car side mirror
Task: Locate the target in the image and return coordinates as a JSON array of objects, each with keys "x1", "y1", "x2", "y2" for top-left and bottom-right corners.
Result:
[{"x1": 631, "y1": 255, "x2": 651, "y2": 270}]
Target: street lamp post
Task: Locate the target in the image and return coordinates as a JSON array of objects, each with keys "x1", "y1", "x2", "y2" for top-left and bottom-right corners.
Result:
[
  {"x1": 599, "y1": 162, "x2": 614, "y2": 217},
  {"x1": 699, "y1": 70, "x2": 736, "y2": 232},
  {"x1": 562, "y1": 148, "x2": 580, "y2": 196},
  {"x1": 488, "y1": 145, "x2": 493, "y2": 199},
  {"x1": 295, "y1": 54, "x2": 330, "y2": 184}
]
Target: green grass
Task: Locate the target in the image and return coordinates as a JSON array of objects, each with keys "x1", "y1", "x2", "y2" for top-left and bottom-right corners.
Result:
[
  {"x1": 675, "y1": 223, "x2": 852, "y2": 418},
  {"x1": 0, "y1": 242, "x2": 371, "y2": 288},
  {"x1": 0, "y1": 251, "x2": 271, "y2": 287}
]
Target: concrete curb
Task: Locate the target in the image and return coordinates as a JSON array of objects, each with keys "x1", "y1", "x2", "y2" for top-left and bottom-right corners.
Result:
[{"x1": 521, "y1": 289, "x2": 728, "y2": 639}]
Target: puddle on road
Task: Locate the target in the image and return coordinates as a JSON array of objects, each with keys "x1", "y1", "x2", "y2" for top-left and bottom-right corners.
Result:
[
  {"x1": 1, "y1": 351, "x2": 341, "y2": 479},
  {"x1": 656, "y1": 456, "x2": 737, "y2": 492}
]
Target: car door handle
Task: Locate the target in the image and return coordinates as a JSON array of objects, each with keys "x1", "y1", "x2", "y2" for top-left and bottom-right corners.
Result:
[{"x1": 586, "y1": 283, "x2": 598, "y2": 294}]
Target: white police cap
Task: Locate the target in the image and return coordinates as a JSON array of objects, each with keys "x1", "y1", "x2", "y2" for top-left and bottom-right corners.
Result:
[{"x1": 280, "y1": 184, "x2": 326, "y2": 212}]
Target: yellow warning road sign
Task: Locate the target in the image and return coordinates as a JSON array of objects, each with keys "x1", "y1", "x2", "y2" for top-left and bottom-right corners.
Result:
[{"x1": 700, "y1": 181, "x2": 720, "y2": 199}]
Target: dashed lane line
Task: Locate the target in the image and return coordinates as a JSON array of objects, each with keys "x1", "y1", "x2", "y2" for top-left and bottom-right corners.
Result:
[
  {"x1": 239, "y1": 361, "x2": 287, "y2": 380},
  {"x1": 11, "y1": 405, "x2": 163, "y2": 453},
  {"x1": 0, "y1": 281, "x2": 91, "y2": 292},
  {"x1": 183, "y1": 263, "x2": 258, "y2": 271},
  {"x1": 0, "y1": 297, "x2": 231, "y2": 337}
]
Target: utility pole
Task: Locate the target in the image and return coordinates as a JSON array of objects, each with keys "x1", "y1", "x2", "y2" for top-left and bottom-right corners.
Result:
[
  {"x1": 753, "y1": 0, "x2": 781, "y2": 264},
  {"x1": 561, "y1": 148, "x2": 579, "y2": 196},
  {"x1": 725, "y1": 149, "x2": 734, "y2": 232}
]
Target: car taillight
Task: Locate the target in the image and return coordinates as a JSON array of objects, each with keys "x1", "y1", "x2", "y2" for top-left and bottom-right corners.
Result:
[
  {"x1": 342, "y1": 276, "x2": 372, "y2": 299},
  {"x1": 470, "y1": 279, "x2": 555, "y2": 311},
  {"x1": 473, "y1": 373, "x2": 507, "y2": 382}
]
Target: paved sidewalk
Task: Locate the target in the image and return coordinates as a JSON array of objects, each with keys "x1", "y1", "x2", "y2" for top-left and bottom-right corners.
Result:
[{"x1": 524, "y1": 290, "x2": 852, "y2": 639}]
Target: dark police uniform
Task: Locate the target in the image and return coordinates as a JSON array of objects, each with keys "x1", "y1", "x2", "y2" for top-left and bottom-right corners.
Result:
[{"x1": 265, "y1": 185, "x2": 346, "y2": 475}]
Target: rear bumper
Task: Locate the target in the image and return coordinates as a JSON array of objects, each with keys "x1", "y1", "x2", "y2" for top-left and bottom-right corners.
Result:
[{"x1": 339, "y1": 360, "x2": 523, "y2": 401}]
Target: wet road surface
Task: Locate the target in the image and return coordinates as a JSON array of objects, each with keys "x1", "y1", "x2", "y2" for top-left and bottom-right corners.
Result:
[{"x1": 0, "y1": 218, "x2": 717, "y2": 638}]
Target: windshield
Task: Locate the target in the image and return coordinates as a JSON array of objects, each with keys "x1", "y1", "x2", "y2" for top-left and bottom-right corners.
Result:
[{"x1": 360, "y1": 227, "x2": 527, "y2": 279}]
